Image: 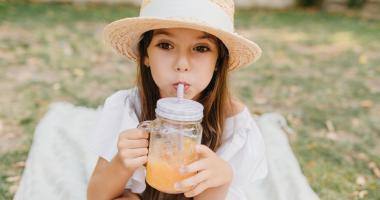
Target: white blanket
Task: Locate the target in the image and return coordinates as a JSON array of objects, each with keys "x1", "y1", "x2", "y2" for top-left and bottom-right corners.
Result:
[{"x1": 14, "y1": 102, "x2": 319, "y2": 200}]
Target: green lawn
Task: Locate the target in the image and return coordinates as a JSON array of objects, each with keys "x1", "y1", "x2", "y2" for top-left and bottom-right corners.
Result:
[{"x1": 0, "y1": 2, "x2": 379, "y2": 200}]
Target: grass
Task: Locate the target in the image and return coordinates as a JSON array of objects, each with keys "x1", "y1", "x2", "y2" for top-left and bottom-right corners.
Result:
[{"x1": 0, "y1": 2, "x2": 379, "y2": 199}]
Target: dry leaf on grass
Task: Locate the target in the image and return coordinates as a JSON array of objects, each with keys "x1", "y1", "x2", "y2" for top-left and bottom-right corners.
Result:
[
  {"x1": 53, "y1": 83, "x2": 61, "y2": 91},
  {"x1": 358, "y1": 54, "x2": 368, "y2": 65},
  {"x1": 6, "y1": 175, "x2": 20, "y2": 183},
  {"x1": 358, "y1": 190, "x2": 368, "y2": 199},
  {"x1": 368, "y1": 162, "x2": 380, "y2": 178},
  {"x1": 73, "y1": 68, "x2": 85, "y2": 77},
  {"x1": 325, "y1": 120, "x2": 335, "y2": 132},
  {"x1": 355, "y1": 153, "x2": 370, "y2": 162},
  {"x1": 360, "y1": 100, "x2": 374, "y2": 108},
  {"x1": 353, "y1": 190, "x2": 368, "y2": 199},
  {"x1": 14, "y1": 161, "x2": 26, "y2": 168},
  {"x1": 351, "y1": 118, "x2": 360, "y2": 127}
]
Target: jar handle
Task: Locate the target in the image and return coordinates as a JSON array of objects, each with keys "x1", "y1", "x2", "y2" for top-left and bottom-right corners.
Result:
[{"x1": 138, "y1": 121, "x2": 153, "y2": 168}]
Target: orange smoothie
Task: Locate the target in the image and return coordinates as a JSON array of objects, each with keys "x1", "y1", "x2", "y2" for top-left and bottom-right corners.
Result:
[{"x1": 146, "y1": 137, "x2": 198, "y2": 193}]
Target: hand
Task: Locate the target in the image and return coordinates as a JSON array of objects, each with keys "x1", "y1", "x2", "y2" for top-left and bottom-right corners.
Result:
[
  {"x1": 175, "y1": 145, "x2": 233, "y2": 198},
  {"x1": 117, "y1": 128, "x2": 149, "y2": 172}
]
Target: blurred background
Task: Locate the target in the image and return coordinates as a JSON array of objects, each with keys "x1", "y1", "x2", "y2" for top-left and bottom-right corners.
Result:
[{"x1": 0, "y1": 0, "x2": 379, "y2": 199}]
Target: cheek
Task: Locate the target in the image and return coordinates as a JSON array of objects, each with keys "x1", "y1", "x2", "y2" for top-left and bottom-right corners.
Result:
[
  {"x1": 197, "y1": 52, "x2": 218, "y2": 70},
  {"x1": 193, "y1": 64, "x2": 215, "y2": 89},
  {"x1": 150, "y1": 65, "x2": 169, "y2": 88},
  {"x1": 199, "y1": 73, "x2": 213, "y2": 90},
  {"x1": 148, "y1": 47, "x2": 176, "y2": 67},
  {"x1": 147, "y1": 49, "x2": 173, "y2": 84},
  {"x1": 195, "y1": 54, "x2": 217, "y2": 76}
]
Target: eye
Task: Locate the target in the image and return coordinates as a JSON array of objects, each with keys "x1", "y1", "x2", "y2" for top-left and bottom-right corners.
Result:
[
  {"x1": 194, "y1": 46, "x2": 210, "y2": 53},
  {"x1": 157, "y1": 42, "x2": 173, "y2": 50}
]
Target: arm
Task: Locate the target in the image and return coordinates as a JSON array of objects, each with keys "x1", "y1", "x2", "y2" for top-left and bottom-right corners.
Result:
[
  {"x1": 87, "y1": 156, "x2": 134, "y2": 200},
  {"x1": 87, "y1": 128, "x2": 149, "y2": 200}
]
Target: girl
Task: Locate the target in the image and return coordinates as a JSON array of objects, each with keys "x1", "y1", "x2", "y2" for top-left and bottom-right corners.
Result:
[{"x1": 87, "y1": 0, "x2": 267, "y2": 199}]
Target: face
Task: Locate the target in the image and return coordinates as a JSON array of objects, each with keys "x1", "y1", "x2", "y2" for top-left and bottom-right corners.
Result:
[{"x1": 144, "y1": 28, "x2": 219, "y2": 100}]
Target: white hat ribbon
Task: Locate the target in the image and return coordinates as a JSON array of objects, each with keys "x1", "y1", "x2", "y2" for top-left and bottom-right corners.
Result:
[{"x1": 140, "y1": 0, "x2": 234, "y2": 32}]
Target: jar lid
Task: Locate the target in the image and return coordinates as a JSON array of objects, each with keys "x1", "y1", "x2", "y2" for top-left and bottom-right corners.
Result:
[{"x1": 156, "y1": 97, "x2": 204, "y2": 122}]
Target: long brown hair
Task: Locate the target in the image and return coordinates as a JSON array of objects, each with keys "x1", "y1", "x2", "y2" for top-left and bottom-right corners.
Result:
[{"x1": 136, "y1": 29, "x2": 231, "y2": 200}]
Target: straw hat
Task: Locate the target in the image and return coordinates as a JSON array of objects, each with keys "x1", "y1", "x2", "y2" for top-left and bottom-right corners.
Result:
[{"x1": 103, "y1": 0, "x2": 262, "y2": 71}]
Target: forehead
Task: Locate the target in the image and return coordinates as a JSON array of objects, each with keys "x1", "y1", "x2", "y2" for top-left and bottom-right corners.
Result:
[{"x1": 152, "y1": 28, "x2": 217, "y2": 42}]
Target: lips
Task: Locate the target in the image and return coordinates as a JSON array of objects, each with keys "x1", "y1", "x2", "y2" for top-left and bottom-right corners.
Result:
[{"x1": 173, "y1": 81, "x2": 190, "y2": 92}]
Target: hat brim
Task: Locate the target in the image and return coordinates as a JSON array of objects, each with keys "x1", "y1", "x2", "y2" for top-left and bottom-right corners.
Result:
[{"x1": 104, "y1": 17, "x2": 262, "y2": 71}]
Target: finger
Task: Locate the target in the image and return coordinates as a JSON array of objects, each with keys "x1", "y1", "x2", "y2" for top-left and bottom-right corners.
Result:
[
  {"x1": 184, "y1": 180, "x2": 211, "y2": 198},
  {"x1": 183, "y1": 159, "x2": 207, "y2": 173},
  {"x1": 123, "y1": 155, "x2": 148, "y2": 167},
  {"x1": 120, "y1": 148, "x2": 149, "y2": 158},
  {"x1": 120, "y1": 129, "x2": 149, "y2": 140},
  {"x1": 195, "y1": 145, "x2": 215, "y2": 158},
  {"x1": 176, "y1": 170, "x2": 209, "y2": 189},
  {"x1": 118, "y1": 139, "x2": 149, "y2": 149}
]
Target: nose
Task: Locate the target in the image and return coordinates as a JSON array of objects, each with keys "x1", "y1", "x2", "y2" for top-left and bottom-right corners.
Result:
[
  {"x1": 176, "y1": 66, "x2": 189, "y2": 72},
  {"x1": 175, "y1": 55, "x2": 190, "y2": 72}
]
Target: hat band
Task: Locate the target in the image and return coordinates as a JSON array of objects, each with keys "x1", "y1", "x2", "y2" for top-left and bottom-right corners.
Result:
[{"x1": 140, "y1": 0, "x2": 234, "y2": 33}]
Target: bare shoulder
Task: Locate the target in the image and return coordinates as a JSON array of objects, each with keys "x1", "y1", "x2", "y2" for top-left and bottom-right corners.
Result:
[{"x1": 226, "y1": 98, "x2": 246, "y2": 118}]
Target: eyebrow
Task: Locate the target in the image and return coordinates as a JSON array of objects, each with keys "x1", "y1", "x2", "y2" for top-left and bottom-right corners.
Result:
[
  {"x1": 199, "y1": 34, "x2": 217, "y2": 42},
  {"x1": 153, "y1": 30, "x2": 217, "y2": 43},
  {"x1": 153, "y1": 30, "x2": 173, "y2": 37}
]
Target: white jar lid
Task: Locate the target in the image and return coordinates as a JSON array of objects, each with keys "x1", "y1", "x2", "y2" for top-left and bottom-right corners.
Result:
[{"x1": 156, "y1": 97, "x2": 204, "y2": 122}]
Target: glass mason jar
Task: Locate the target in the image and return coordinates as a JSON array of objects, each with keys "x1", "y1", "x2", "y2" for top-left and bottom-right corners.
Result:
[{"x1": 138, "y1": 97, "x2": 203, "y2": 194}]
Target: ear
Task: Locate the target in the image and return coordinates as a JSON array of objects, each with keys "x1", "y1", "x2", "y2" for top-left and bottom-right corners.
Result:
[{"x1": 143, "y1": 56, "x2": 150, "y2": 67}]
